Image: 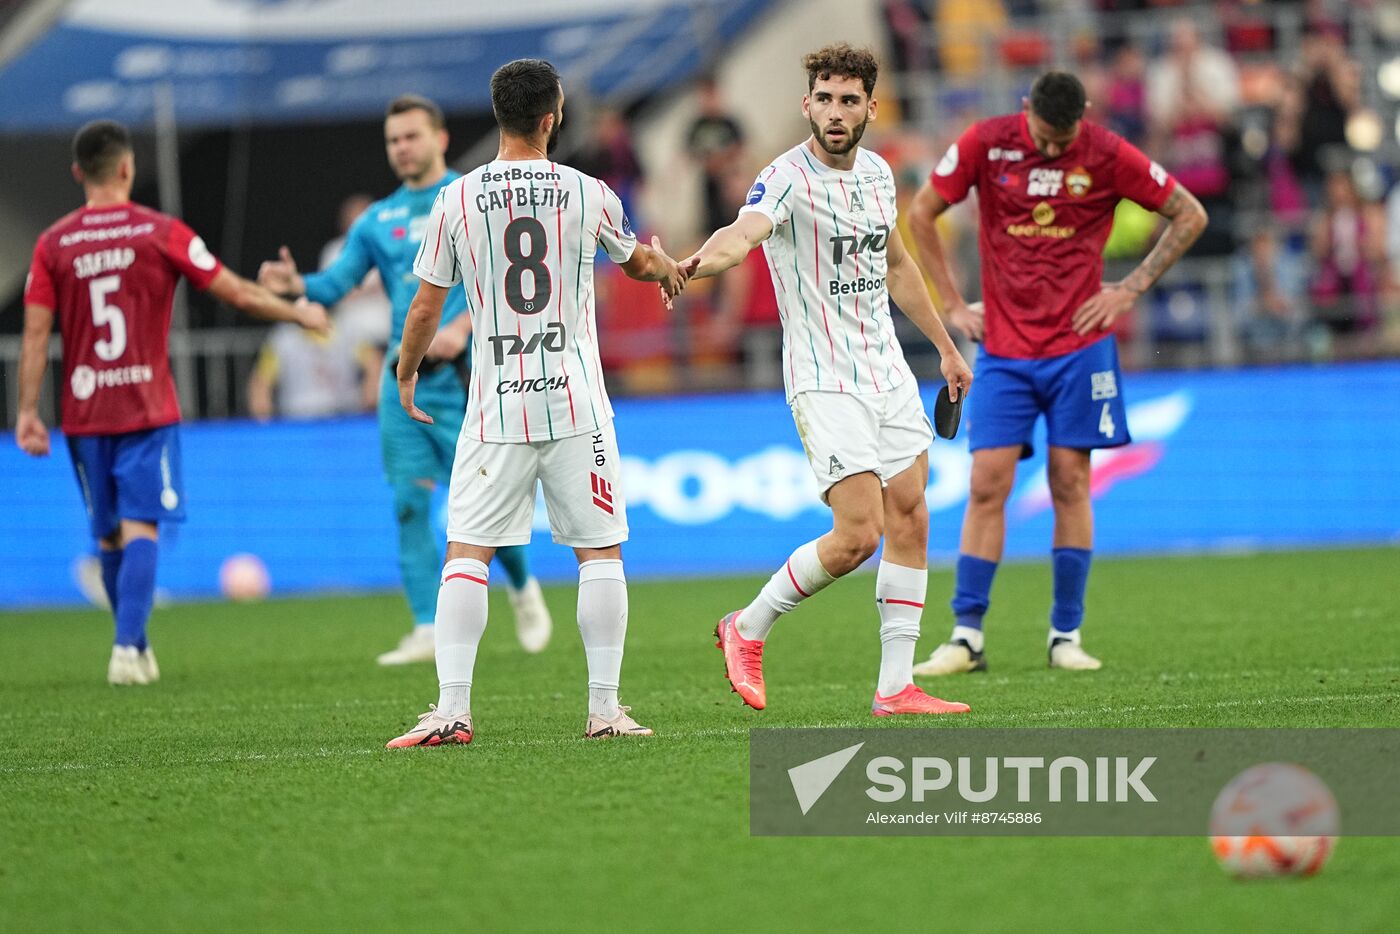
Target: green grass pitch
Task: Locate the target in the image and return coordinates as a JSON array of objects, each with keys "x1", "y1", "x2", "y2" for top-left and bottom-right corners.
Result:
[{"x1": 2, "y1": 547, "x2": 1397, "y2": 933}]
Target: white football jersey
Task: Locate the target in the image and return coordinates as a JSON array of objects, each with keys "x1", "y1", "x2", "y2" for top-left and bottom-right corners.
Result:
[
  {"x1": 739, "y1": 143, "x2": 912, "y2": 401},
  {"x1": 415, "y1": 159, "x2": 636, "y2": 442}
]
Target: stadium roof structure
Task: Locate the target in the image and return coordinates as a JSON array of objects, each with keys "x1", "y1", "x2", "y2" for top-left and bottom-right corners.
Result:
[{"x1": 0, "y1": 0, "x2": 775, "y2": 131}]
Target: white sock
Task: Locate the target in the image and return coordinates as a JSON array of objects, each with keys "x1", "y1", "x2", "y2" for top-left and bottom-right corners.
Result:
[
  {"x1": 952, "y1": 624, "x2": 984, "y2": 653},
  {"x1": 737, "y1": 539, "x2": 837, "y2": 640},
  {"x1": 876, "y1": 560, "x2": 926, "y2": 697},
  {"x1": 434, "y1": 558, "x2": 489, "y2": 718},
  {"x1": 578, "y1": 559, "x2": 627, "y2": 719}
]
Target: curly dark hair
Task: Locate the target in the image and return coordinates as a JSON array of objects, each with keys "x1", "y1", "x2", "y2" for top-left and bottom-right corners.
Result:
[
  {"x1": 802, "y1": 43, "x2": 879, "y2": 96},
  {"x1": 1030, "y1": 71, "x2": 1087, "y2": 130}
]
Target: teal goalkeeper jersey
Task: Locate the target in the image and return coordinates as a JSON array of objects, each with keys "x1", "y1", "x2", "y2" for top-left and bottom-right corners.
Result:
[{"x1": 302, "y1": 171, "x2": 468, "y2": 358}]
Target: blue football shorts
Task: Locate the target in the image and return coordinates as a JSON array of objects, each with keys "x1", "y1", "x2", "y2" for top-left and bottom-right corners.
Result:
[
  {"x1": 66, "y1": 423, "x2": 186, "y2": 538},
  {"x1": 967, "y1": 335, "x2": 1131, "y2": 459}
]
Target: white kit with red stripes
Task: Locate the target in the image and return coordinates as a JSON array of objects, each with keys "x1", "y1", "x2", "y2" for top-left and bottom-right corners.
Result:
[
  {"x1": 738, "y1": 143, "x2": 912, "y2": 403},
  {"x1": 414, "y1": 159, "x2": 636, "y2": 443}
]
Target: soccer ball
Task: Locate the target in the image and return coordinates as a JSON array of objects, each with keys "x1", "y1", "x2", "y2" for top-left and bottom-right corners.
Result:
[
  {"x1": 219, "y1": 553, "x2": 271, "y2": 602},
  {"x1": 1209, "y1": 762, "x2": 1338, "y2": 878}
]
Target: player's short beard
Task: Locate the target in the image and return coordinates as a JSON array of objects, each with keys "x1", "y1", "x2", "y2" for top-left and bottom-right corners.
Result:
[
  {"x1": 810, "y1": 115, "x2": 868, "y2": 156},
  {"x1": 546, "y1": 110, "x2": 563, "y2": 155}
]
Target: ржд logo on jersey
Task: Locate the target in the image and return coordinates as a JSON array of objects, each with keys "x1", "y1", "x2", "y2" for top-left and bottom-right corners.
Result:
[
  {"x1": 489, "y1": 322, "x2": 564, "y2": 365},
  {"x1": 829, "y1": 225, "x2": 889, "y2": 264}
]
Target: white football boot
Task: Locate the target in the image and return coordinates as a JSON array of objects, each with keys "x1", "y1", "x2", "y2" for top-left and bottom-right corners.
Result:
[
  {"x1": 376, "y1": 626, "x2": 436, "y2": 666},
  {"x1": 584, "y1": 706, "x2": 654, "y2": 739},
  {"x1": 108, "y1": 645, "x2": 151, "y2": 685},
  {"x1": 138, "y1": 647, "x2": 160, "y2": 683},
  {"x1": 507, "y1": 578, "x2": 553, "y2": 654},
  {"x1": 1048, "y1": 630, "x2": 1102, "y2": 670},
  {"x1": 913, "y1": 639, "x2": 988, "y2": 676}
]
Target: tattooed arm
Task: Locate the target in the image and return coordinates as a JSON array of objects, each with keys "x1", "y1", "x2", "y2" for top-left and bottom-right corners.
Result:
[{"x1": 1072, "y1": 185, "x2": 1209, "y2": 336}]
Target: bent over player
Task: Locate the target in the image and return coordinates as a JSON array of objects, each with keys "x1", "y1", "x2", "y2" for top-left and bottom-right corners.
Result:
[
  {"x1": 17, "y1": 120, "x2": 329, "y2": 684},
  {"x1": 683, "y1": 44, "x2": 973, "y2": 716},
  {"x1": 908, "y1": 72, "x2": 1207, "y2": 675},
  {"x1": 385, "y1": 59, "x2": 688, "y2": 747}
]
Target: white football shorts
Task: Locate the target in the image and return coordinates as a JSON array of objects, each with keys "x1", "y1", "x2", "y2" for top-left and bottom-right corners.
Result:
[
  {"x1": 446, "y1": 420, "x2": 628, "y2": 548},
  {"x1": 791, "y1": 376, "x2": 935, "y2": 504}
]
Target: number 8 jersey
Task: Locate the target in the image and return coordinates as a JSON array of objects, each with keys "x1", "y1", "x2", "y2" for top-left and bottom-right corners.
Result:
[
  {"x1": 24, "y1": 203, "x2": 224, "y2": 436},
  {"x1": 414, "y1": 159, "x2": 637, "y2": 444}
]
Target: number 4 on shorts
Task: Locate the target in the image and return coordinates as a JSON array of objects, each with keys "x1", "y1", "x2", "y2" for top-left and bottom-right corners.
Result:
[{"x1": 1098, "y1": 402, "x2": 1115, "y2": 439}]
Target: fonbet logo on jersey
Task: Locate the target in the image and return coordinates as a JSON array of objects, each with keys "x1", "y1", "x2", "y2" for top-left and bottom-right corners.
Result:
[{"x1": 1026, "y1": 168, "x2": 1063, "y2": 197}]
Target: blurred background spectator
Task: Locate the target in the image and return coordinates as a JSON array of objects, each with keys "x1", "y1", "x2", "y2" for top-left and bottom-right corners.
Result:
[{"x1": 684, "y1": 75, "x2": 748, "y2": 236}]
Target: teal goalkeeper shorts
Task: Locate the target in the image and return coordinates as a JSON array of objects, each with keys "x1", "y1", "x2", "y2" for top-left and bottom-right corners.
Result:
[{"x1": 377, "y1": 364, "x2": 466, "y2": 486}]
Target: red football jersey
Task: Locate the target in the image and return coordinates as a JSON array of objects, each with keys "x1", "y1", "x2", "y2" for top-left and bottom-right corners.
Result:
[
  {"x1": 24, "y1": 203, "x2": 223, "y2": 436},
  {"x1": 930, "y1": 113, "x2": 1178, "y2": 359}
]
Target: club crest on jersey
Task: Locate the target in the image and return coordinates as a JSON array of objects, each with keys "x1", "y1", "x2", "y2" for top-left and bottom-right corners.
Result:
[
  {"x1": 849, "y1": 187, "x2": 866, "y2": 215},
  {"x1": 746, "y1": 182, "x2": 766, "y2": 205},
  {"x1": 1067, "y1": 167, "x2": 1092, "y2": 197}
]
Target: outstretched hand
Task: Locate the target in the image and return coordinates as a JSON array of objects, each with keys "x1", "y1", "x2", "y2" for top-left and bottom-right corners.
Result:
[
  {"x1": 651, "y1": 235, "x2": 691, "y2": 310},
  {"x1": 258, "y1": 246, "x2": 303, "y2": 296},
  {"x1": 295, "y1": 297, "x2": 330, "y2": 335}
]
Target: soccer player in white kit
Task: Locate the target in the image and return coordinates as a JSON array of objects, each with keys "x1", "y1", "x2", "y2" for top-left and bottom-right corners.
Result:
[
  {"x1": 385, "y1": 59, "x2": 689, "y2": 747},
  {"x1": 683, "y1": 44, "x2": 974, "y2": 716}
]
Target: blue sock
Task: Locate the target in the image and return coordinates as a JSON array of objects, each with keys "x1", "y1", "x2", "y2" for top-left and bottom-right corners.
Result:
[
  {"x1": 495, "y1": 545, "x2": 532, "y2": 590},
  {"x1": 115, "y1": 539, "x2": 157, "y2": 650},
  {"x1": 951, "y1": 554, "x2": 998, "y2": 630},
  {"x1": 394, "y1": 483, "x2": 442, "y2": 626},
  {"x1": 1051, "y1": 547, "x2": 1092, "y2": 634},
  {"x1": 99, "y1": 549, "x2": 122, "y2": 613}
]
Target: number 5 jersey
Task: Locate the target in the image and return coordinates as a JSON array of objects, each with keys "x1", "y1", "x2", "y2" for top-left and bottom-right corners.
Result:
[
  {"x1": 25, "y1": 203, "x2": 224, "y2": 436},
  {"x1": 413, "y1": 160, "x2": 637, "y2": 444}
]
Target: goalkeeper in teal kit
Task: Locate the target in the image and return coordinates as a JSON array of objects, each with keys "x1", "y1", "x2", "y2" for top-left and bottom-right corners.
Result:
[{"x1": 260, "y1": 95, "x2": 551, "y2": 663}]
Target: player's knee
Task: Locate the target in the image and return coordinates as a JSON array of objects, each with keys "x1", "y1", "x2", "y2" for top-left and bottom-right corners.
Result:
[
  {"x1": 887, "y1": 505, "x2": 928, "y2": 553},
  {"x1": 1047, "y1": 462, "x2": 1090, "y2": 508},
  {"x1": 968, "y1": 470, "x2": 1013, "y2": 512},
  {"x1": 831, "y1": 522, "x2": 882, "y2": 572},
  {"x1": 392, "y1": 481, "x2": 432, "y2": 527}
]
